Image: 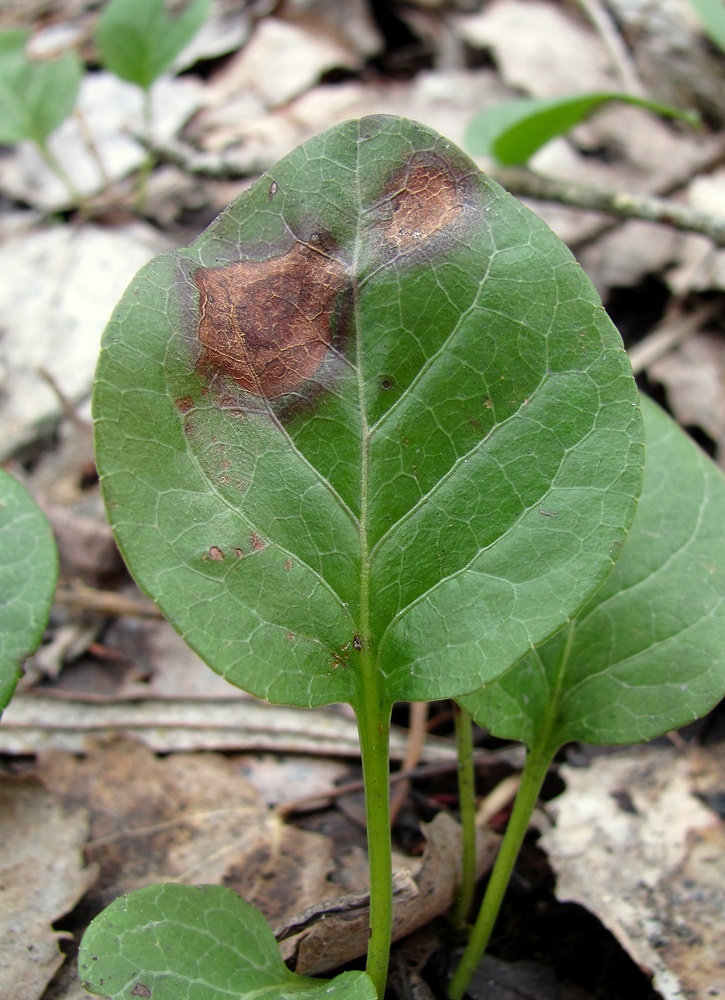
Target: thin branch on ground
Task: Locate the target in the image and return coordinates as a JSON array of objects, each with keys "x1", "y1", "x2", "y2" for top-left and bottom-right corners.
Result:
[{"x1": 493, "y1": 167, "x2": 725, "y2": 247}]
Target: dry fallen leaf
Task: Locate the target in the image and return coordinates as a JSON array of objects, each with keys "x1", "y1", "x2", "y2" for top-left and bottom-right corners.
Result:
[
  {"x1": 0, "y1": 222, "x2": 170, "y2": 461},
  {"x1": 649, "y1": 332, "x2": 725, "y2": 469},
  {"x1": 0, "y1": 776, "x2": 97, "y2": 1000},
  {"x1": 37, "y1": 737, "x2": 342, "y2": 921},
  {"x1": 1, "y1": 693, "x2": 456, "y2": 759},
  {"x1": 282, "y1": 812, "x2": 500, "y2": 975},
  {"x1": 540, "y1": 746, "x2": 725, "y2": 1000}
]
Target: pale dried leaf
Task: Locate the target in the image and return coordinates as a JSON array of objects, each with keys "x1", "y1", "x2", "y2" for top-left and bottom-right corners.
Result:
[
  {"x1": 0, "y1": 694, "x2": 456, "y2": 759},
  {"x1": 0, "y1": 776, "x2": 97, "y2": 1000},
  {"x1": 453, "y1": 0, "x2": 615, "y2": 96},
  {"x1": 649, "y1": 332, "x2": 725, "y2": 466},
  {"x1": 0, "y1": 223, "x2": 170, "y2": 461},
  {"x1": 285, "y1": 813, "x2": 500, "y2": 975},
  {"x1": 205, "y1": 17, "x2": 362, "y2": 111},
  {"x1": 540, "y1": 747, "x2": 725, "y2": 1000},
  {"x1": 37, "y1": 738, "x2": 341, "y2": 922}
]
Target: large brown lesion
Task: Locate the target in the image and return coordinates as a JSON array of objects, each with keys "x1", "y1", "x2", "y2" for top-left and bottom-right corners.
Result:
[
  {"x1": 195, "y1": 242, "x2": 348, "y2": 399},
  {"x1": 381, "y1": 151, "x2": 467, "y2": 255}
]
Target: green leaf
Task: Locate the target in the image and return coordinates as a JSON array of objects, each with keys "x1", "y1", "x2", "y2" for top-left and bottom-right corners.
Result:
[
  {"x1": 0, "y1": 469, "x2": 58, "y2": 711},
  {"x1": 461, "y1": 395, "x2": 725, "y2": 755},
  {"x1": 465, "y1": 92, "x2": 699, "y2": 165},
  {"x1": 94, "y1": 115, "x2": 643, "y2": 711},
  {"x1": 79, "y1": 883, "x2": 377, "y2": 1000},
  {"x1": 690, "y1": 0, "x2": 725, "y2": 53},
  {"x1": 0, "y1": 29, "x2": 82, "y2": 145},
  {"x1": 95, "y1": 0, "x2": 211, "y2": 91}
]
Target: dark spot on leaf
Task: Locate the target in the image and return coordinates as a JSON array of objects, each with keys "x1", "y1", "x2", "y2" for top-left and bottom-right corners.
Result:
[
  {"x1": 175, "y1": 396, "x2": 194, "y2": 413},
  {"x1": 380, "y1": 377, "x2": 393, "y2": 390},
  {"x1": 269, "y1": 180, "x2": 278, "y2": 198},
  {"x1": 194, "y1": 241, "x2": 349, "y2": 398},
  {"x1": 285, "y1": 631, "x2": 295, "y2": 641},
  {"x1": 250, "y1": 532, "x2": 265, "y2": 551},
  {"x1": 353, "y1": 634, "x2": 363, "y2": 650},
  {"x1": 380, "y1": 151, "x2": 467, "y2": 255},
  {"x1": 209, "y1": 545, "x2": 225, "y2": 560},
  {"x1": 131, "y1": 986, "x2": 152, "y2": 999},
  {"x1": 284, "y1": 559, "x2": 293, "y2": 570},
  {"x1": 232, "y1": 547, "x2": 244, "y2": 558}
]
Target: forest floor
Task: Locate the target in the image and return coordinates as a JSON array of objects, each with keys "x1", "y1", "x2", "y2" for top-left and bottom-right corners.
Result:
[{"x1": 2, "y1": 2, "x2": 725, "y2": 999}]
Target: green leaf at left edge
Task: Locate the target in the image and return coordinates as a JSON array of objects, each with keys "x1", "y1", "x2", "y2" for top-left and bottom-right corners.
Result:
[
  {"x1": 461, "y1": 394, "x2": 725, "y2": 756},
  {"x1": 465, "y1": 92, "x2": 699, "y2": 166},
  {"x1": 0, "y1": 28, "x2": 82, "y2": 145},
  {"x1": 78, "y1": 883, "x2": 377, "y2": 1000},
  {"x1": 95, "y1": 0, "x2": 212, "y2": 91},
  {"x1": 0, "y1": 469, "x2": 58, "y2": 712}
]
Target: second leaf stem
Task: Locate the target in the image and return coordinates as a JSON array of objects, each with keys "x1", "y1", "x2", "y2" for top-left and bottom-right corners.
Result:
[{"x1": 448, "y1": 740, "x2": 554, "y2": 1000}]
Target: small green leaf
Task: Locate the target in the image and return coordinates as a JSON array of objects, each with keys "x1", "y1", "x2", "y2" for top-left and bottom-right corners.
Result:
[
  {"x1": 0, "y1": 29, "x2": 82, "y2": 145},
  {"x1": 78, "y1": 883, "x2": 377, "y2": 1000},
  {"x1": 0, "y1": 469, "x2": 58, "y2": 711},
  {"x1": 94, "y1": 115, "x2": 643, "y2": 711},
  {"x1": 465, "y1": 92, "x2": 699, "y2": 165},
  {"x1": 461, "y1": 395, "x2": 725, "y2": 755},
  {"x1": 690, "y1": 0, "x2": 725, "y2": 53},
  {"x1": 96, "y1": 0, "x2": 211, "y2": 91}
]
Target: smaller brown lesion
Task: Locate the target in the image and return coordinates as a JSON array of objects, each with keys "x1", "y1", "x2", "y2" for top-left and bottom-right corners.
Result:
[
  {"x1": 380, "y1": 152, "x2": 467, "y2": 256},
  {"x1": 194, "y1": 241, "x2": 349, "y2": 400}
]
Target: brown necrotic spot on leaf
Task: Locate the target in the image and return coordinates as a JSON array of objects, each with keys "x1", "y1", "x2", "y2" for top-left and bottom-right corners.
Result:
[
  {"x1": 194, "y1": 241, "x2": 348, "y2": 399},
  {"x1": 378, "y1": 150, "x2": 472, "y2": 257},
  {"x1": 208, "y1": 546, "x2": 224, "y2": 561},
  {"x1": 249, "y1": 532, "x2": 265, "y2": 552}
]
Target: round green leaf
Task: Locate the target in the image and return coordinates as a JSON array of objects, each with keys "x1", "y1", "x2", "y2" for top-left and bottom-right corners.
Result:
[
  {"x1": 0, "y1": 469, "x2": 58, "y2": 711},
  {"x1": 79, "y1": 883, "x2": 377, "y2": 1000},
  {"x1": 94, "y1": 115, "x2": 643, "y2": 710},
  {"x1": 96, "y1": 0, "x2": 211, "y2": 91},
  {"x1": 462, "y1": 395, "x2": 725, "y2": 752},
  {"x1": 0, "y1": 28, "x2": 82, "y2": 145}
]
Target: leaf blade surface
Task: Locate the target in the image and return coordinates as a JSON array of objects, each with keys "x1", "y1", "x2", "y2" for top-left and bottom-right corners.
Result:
[
  {"x1": 78, "y1": 883, "x2": 377, "y2": 1000},
  {"x1": 94, "y1": 115, "x2": 643, "y2": 709},
  {"x1": 462, "y1": 395, "x2": 725, "y2": 751},
  {"x1": 0, "y1": 469, "x2": 58, "y2": 711}
]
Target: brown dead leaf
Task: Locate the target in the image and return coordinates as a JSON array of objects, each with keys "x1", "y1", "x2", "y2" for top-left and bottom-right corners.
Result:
[
  {"x1": 0, "y1": 776, "x2": 97, "y2": 1000},
  {"x1": 540, "y1": 746, "x2": 725, "y2": 1000},
  {"x1": 454, "y1": 0, "x2": 615, "y2": 96},
  {"x1": 283, "y1": 812, "x2": 500, "y2": 975},
  {"x1": 37, "y1": 737, "x2": 341, "y2": 923},
  {"x1": 649, "y1": 332, "x2": 725, "y2": 469}
]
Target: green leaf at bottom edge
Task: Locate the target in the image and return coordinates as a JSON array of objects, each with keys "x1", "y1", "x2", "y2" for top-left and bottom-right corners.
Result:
[{"x1": 79, "y1": 883, "x2": 377, "y2": 1000}]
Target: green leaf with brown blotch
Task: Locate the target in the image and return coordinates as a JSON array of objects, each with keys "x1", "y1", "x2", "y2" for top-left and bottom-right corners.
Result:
[{"x1": 93, "y1": 115, "x2": 644, "y2": 712}]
